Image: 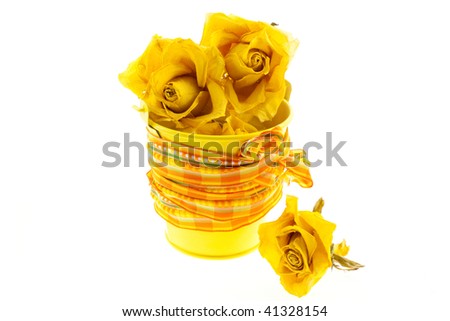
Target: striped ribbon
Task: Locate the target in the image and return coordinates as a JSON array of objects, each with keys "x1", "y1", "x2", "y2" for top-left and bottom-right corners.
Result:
[{"x1": 147, "y1": 126, "x2": 313, "y2": 232}]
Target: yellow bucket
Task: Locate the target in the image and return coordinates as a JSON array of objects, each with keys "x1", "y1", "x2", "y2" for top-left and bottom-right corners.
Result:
[
  {"x1": 148, "y1": 100, "x2": 292, "y2": 258},
  {"x1": 165, "y1": 217, "x2": 265, "y2": 258}
]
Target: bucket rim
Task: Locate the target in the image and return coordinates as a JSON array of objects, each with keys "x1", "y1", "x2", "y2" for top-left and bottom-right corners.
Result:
[{"x1": 147, "y1": 100, "x2": 292, "y2": 141}]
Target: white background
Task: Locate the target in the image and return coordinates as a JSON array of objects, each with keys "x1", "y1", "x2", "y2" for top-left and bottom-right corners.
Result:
[{"x1": 2, "y1": 0, "x2": 450, "y2": 320}]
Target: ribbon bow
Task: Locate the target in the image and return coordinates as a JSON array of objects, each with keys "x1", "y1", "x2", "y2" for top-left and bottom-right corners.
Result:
[{"x1": 240, "y1": 127, "x2": 313, "y2": 188}]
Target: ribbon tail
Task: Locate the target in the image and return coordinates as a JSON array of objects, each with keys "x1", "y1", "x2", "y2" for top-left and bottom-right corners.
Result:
[
  {"x1": 286, "y1": 165, "x2": 313, "y2": 188},
  {"x1": 279, "y1": 148, "x2": 313, "y2": 188}
]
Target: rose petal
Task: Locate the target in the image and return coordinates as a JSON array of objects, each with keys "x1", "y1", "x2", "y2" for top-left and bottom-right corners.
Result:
[
  {"x1": 334, "y1": 240, "x2": 350, "y2": 257},
  {"x1": 150, "y1": 64, "x2": 193, "y2": 102},
  {"x1": 280, "y1": 273, "x2": 319, "y2": 298},
  {"x1": 242, "y1": 30, "x2": 274, "y2": 58},
  {"x1": 201, "y1": 13, "x2": 254, "y2": 55},
  {"x1": 194, "y1": 122, "x2": 223, "y2": 135},
  {"x1": 118, "y1": 35, "x2": 169, "y2": 98},
  {"x1": 206, "y1": 46, "x2": 227, "y2": 82},
  {"x1": 295, "y1": 211, "x2": 336, "y2": 252},
  {"x1": 222, "y1": 114, "x2": 258, "y2": 134},
  {"x1": 162, "y1": 39, "x2": 208, "y2": 88},
  {"x1": 225, "y1": 79, "x2": 266, "y2": 113},
  {"x1": 179, "y1": 80, "x2": 227, "y2": 130},
  {"x1": 291, "y1": 230, "x2": 317, "y2": 265}
]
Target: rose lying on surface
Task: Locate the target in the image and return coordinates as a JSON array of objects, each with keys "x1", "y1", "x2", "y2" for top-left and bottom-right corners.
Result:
[
  {"x1": 258, "y1": 196, "x2": 362, "y2": 297},
  {"x1": 119, "y1": 36, "x2": 228, "y2": 131},
  {"x1": 258, "y1": 196, "x2": 335, "y2": 297},
  {"x1": 201, "y1": 13, "x2": 298, "y2": 124}
]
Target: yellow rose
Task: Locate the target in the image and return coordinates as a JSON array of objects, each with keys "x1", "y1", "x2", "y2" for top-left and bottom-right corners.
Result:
[
  {"x1": 119, "y1": 36, "x2": 228, "y2": 130},
  {"x1": 200, "y1": 13, "x2": 298, "y2": 123},
  {"x1": 258, "y1": 195, "x2": 336, "y2": 297}
]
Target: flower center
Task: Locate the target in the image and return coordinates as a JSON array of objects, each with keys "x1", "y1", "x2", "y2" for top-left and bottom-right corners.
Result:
[
  {"x1": 248, "y1": 50, "x2": 267, "y2": 72},
  {"x1": 162, "y1": 76, "x2": 201, "y2": 113},
  {"x1": 163, "y1": 86, "x2": 177, "y2": 102},
  {"x1": 285, "y1": 249, "x2": 304, "y2": 271}
]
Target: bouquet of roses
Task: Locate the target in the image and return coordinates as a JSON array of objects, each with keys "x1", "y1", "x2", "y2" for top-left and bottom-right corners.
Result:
[{"x1": 119, "y1": 13, "x2": 297, "y2": 135}]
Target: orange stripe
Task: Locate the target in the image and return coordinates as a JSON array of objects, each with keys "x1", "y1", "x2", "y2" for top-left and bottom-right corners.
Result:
[{"x1": 147, "y1": 126, "x2": 312, "y2": 231}]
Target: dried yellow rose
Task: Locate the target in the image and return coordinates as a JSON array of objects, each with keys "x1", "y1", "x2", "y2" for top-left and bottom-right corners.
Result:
[
  {"x1": 258, "y1": 196, "x2": 336, "y2": 297},
  {"x1": 119, "y1": 36, "x2": 228, "y2": 131},
  {"x1": 201, "y1": 13, "x2": 298, "y2": 123}
]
